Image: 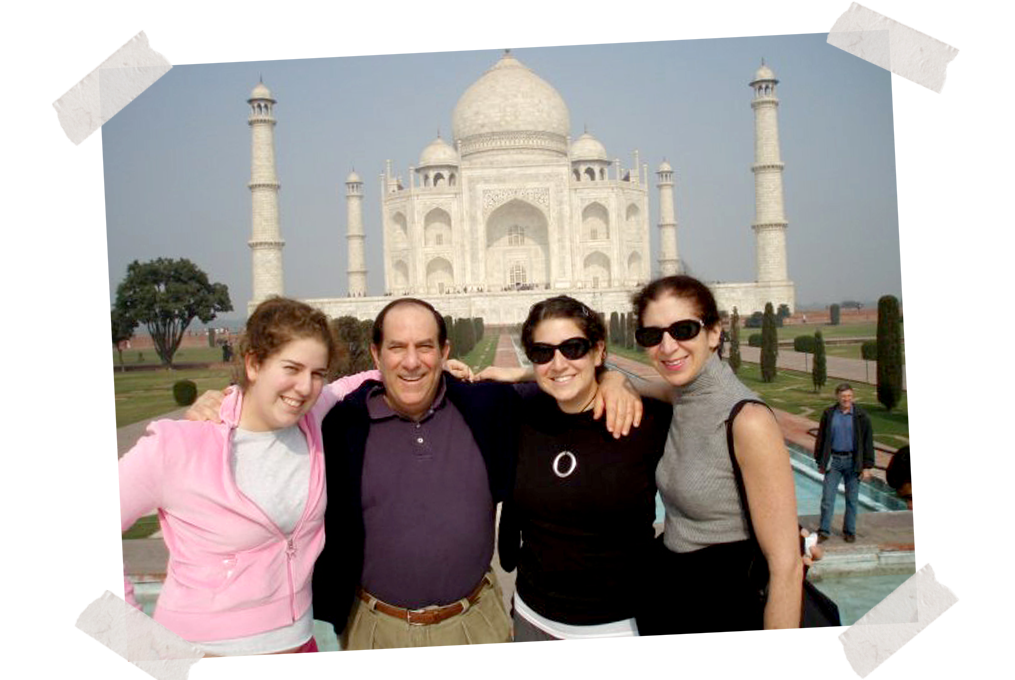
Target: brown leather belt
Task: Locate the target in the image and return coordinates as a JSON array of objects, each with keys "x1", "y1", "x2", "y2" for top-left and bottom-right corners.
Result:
[{"x1": 358, "y1": 572, "x2": 494, "y2": 626}]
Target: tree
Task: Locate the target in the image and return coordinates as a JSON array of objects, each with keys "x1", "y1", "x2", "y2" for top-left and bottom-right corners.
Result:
[
  {"x1": 113, "y1": 258, "x2": 232, "y2": 367},
  {"x1": 446, "y1": 316, "x2": 458, "y2": 359},
  {"x1": 760, "y1": 302, "x2": 778, "y2": 383},
  {"x1": 473, "y1": 317, "x2": 484, "y2": 343},
  {"x1": 729, "y1": 307, "x2": 742, "y2": 374},
  {"x1": 332, "y1": 316, "x2": 372, "y2": 376},
  {"x1": 861, "y1": 339, "x2": 877, "y2": 384},
  {"x1": 609, "y1": 311, "x2": 620, "y2": 344},
  {"x1": 812, "y1": 331, "x2": 827, "y2": 393},
  {"x1": 111, "y1": 307, "x2": 136, "y2": 372},
  {"x1": 777, "y1": 303, "x2": 791, "y2": 320},
  {"x1": 876, "y1": 295, "x2": 904, "y2": 412},
  {"x1": 829, "y1": 303, "x2": 841, "y2": 326},
  {"x1": 98, "y1": 312, "x2": 132, "y2": 375},
  {"x1": 625, "y1": 312, "x2": 636, "y2": 350}
]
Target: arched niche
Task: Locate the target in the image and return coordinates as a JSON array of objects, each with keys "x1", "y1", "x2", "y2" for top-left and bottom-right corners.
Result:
[
  {"x1": 583, "y1": 251, "x2": 611, "y2": 288},
  {"x1": 424, "y1": 207, "x2": 452, "y2": 247},
  {"x1": 582, "y1": 202, "x2": 610, "y2": 241},
  {"x1": 426, "y1": 256, "x2": 454, "y2": 294}
]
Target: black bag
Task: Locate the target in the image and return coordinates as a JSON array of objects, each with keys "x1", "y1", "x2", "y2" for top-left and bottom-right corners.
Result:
[{"x1": 725, "y1": 400, "x2": 841, "y2": 628}]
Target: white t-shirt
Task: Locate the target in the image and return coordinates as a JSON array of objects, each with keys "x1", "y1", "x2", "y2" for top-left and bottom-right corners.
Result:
[{"x1": 195, "y1": 426, "x2": 313, "y2": 655}]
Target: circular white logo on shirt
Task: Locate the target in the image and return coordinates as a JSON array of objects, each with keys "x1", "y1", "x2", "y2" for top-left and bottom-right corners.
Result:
[{"x1": 552, "y1": 450, "x2": 577, "y2": 478}]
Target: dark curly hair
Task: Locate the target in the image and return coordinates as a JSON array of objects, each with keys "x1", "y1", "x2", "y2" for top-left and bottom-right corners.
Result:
[
  {"x1": 521, "y1": 296, "x2": 607, "y2": 377},
  {"x1": 236, "y1": 296, "x2": 338, "y2": 389}
]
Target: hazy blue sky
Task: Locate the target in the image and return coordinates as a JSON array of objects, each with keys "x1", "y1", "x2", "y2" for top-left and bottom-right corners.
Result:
[{"x1": 102, "y1": 33, "x2": 898, "y2": 316}]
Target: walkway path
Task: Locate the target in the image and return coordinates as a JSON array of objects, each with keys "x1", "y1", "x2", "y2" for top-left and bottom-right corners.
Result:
[{"x1": 739, "y1": 345, "x2": 906, "y2": 389}]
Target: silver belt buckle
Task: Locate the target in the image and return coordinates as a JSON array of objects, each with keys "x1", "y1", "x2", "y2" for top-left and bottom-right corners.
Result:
[{"x1": 406, "y1": 606, "x2": 431, "y2": 626}]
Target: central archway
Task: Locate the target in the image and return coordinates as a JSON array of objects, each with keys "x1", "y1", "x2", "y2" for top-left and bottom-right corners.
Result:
[{"x1": 485, "y1": 199, "x2": 550, "y2": 290}]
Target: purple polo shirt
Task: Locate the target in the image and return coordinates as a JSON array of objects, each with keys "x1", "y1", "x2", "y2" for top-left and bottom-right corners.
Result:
[{"x1": 359, "y1": 378, "x2": 495, "y2": 608}]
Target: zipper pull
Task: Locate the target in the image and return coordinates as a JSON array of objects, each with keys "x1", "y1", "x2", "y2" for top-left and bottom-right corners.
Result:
[{"x1": 286, "y1": 539, "x2": 296, "y2": 559}]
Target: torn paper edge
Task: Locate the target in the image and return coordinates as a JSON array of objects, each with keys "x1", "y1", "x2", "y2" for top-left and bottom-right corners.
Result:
[
  {"x1": 824, "y1": 0, "x2": 958, "y2": 93},
  {"x1": 52, "y1": 29, "x2": 174, "y2": 148}
]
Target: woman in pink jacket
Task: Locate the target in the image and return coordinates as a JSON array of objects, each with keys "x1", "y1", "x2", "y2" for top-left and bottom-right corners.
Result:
[{"x1": 119, "y1": 297, "x2": 379, "y2": 655}]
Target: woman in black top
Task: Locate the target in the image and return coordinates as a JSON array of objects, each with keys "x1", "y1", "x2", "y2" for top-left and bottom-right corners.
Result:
[{"x1": 484, "y1": 296, "x2": 670, "y2": 640}]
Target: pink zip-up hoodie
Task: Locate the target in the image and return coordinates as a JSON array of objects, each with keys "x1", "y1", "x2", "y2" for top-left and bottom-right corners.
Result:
[{"x1": 119, "y1": 370, "x2": 378, "y2": 642}]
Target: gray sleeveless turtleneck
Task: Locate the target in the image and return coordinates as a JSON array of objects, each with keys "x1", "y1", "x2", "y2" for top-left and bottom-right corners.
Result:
[{"x1": 657, "y1": 351, "x2": 760, "y2": 553}]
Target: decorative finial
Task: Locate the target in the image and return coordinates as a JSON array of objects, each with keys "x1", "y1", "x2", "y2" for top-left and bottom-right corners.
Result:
[
  {"x1": 504, "y1": 48, "x2": 511, "y2": 56},
  {"x1": 437, "y1": 128, "x2": 441, "y2": 139},
  {"x1": 761, "y1": 57, "x2": 765, "y2": 66},
  {"x1": 259, "y1": 73, "x2": 263, "y2": 83},
  {"x1": 584, "y1": 123, "x2": 588, "y2": 134}
]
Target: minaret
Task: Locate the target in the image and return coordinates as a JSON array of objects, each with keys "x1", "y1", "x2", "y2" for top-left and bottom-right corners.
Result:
[
  {"x1": 656, "y1": 160, "x2": 679, "y2": 276},
  {"x1": 247, "y1": 80, "x2": 284, "y2": 303},
  {"x1": 345, "y1": 170, "x2": 367, "y2": 297},
  {"x1": 750, "y1": 61, "x2": 789, "y2": 283}
]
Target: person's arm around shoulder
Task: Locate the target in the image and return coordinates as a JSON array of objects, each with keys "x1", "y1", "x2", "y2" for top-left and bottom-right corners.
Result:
[
  {"x1": 593, "y1": 370, "x2": 644, "y2": 438},
  {"x1": 314, "y1": 369, "x2": 382, "y2": 416},
  {"x1": 732, "y1": 403, "x2": 803, "y2": 629}
]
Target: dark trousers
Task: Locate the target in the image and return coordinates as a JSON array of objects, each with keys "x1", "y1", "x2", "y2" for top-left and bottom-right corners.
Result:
[{"x1": 636, "y1": 536, "x2": 764, "y2": 636}]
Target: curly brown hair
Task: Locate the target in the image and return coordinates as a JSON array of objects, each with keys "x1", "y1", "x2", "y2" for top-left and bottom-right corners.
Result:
[{"x1": 235, "y1": 297, "x2": 338, "y2": 389}]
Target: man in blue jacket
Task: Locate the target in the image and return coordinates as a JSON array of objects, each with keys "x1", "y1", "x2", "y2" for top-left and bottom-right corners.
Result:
[{"x1": 814, "y1": 383, "x2": 875, "y2": 543}]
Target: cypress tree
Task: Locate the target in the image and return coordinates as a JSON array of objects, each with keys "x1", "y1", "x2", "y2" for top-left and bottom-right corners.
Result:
[
  {"x1": 876, "y1": 295, "x2": 903, "y2": 412},
  {"x1": 729, "y1": 307, "x2": 742, "y2": 374},
  {"x1": 829, "y1": 303, "x2": 841, "y2": 326},
  {"x1": 625, "y1": 312, "x2": 636, "y2": 350},
  {"x1": 459, "y1": 317, "x2": 476, "y2": 357},
  {"x1": 609, "y1": 311, "x2": 620, "y2": 345},
  {"x1": 447, "y1": 316, "x2": 460, "y2": 359},
  {"x1": 812, "y1": 330, "x2": 827, "y2": 393},
  {"x1": 761, "y1": 302, "x2": 778, "y2": 382}
]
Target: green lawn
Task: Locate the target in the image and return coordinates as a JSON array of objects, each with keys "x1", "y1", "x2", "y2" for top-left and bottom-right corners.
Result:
[
  {"x1": 459, "y1": 333, "x2": 499, "y2": 372},
  {"x1": 775, "y1": 320, "x2": 921, "y2": 341},
  {"x1": 608, "y1": 343, "x2": 908, "y2": 448},
  {"x1": 113, "y1": 365, "x2": 235, "y2": 427},
  {"x1": 112, "y1": 345, "x2": 230, "y2": 368},
  {"x1": 824, "y1": 341, "x2": 921, "y2": 367},
  {"x1": 123, "y1": 514, "x2": 161, "y2": 539}
]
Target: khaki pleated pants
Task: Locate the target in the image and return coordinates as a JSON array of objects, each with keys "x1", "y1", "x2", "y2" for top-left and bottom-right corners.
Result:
[{"x1": 343, "y1": 572, "x2": 515, "y2": 661}]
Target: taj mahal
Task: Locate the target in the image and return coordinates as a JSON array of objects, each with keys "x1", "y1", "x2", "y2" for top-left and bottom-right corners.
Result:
[{"x1": 246, "y1": 50, "x2": 795, "y2": 324}]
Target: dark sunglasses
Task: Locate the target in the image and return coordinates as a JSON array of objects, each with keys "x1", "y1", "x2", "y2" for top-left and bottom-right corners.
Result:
[
  {"x1": 526, "y1": 337, "x2": 593, "y2": 365},
  {"x1": 634, "y1": 319, "x2": 705, "y2": 347}
]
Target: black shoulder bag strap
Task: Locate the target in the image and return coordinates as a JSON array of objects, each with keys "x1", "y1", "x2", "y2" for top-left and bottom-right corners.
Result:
[
  {"x1": 724, "y1": 399, "x2": 771, "y2": 602},
  {"x1": 725, "y1": 399, "x2": 842, "y2": 627}
]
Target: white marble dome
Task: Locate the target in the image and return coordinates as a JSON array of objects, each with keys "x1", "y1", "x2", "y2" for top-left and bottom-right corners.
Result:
[
  {"x1": 250, "y1": 81, "x2": 274, "y2": 100},
  {"x1": 346, "y1": 170, "x2": 362, "y2": 183},
  {"x1": 752, "y1": 64, "x2": 776, "y2": 83},
  {"x1": 657, "y1": 160, "x2": 673, "y2": 173},
  {"x1": 419, "y1": 135, "x2": 459, "y2": 167},
  {"x1": 451, "y1": 52, "x2": 570, "y2": 147},
  {"x1": 570, "y1": 132, "x2": 608, "y2": 162}
]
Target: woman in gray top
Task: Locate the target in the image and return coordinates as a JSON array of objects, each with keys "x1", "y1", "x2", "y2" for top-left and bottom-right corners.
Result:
[{"x1": 632, "y1": 275, "x2": 802, "y2": 633}]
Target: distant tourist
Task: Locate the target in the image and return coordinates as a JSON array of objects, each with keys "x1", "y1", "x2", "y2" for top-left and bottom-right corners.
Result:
[
  {"x1": 814, "y1": 383, "x2": 875, "y2": 543},
  {"x1": 886, "y1": 445, "x2": 912, "y2": 510}
]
